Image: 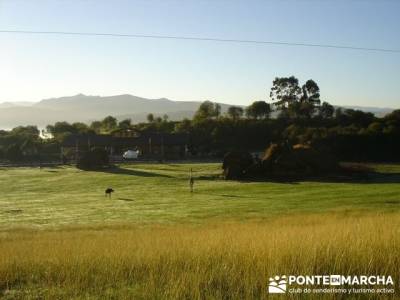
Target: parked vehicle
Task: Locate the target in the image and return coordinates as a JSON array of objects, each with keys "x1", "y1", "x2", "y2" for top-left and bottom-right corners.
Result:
[{"x1": 123, "y1": 150, "x2": 140, "y2": 160}]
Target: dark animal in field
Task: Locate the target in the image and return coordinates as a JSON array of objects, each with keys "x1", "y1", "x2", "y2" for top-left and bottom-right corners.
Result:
[{"x1": 105, "y1": 188, "x2": 114, "y2": 198}]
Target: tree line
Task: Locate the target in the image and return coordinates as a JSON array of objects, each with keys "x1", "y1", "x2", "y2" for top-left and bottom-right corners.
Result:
[{"x1": 1, "y1": 76, "x2": 399, "y2": 162}]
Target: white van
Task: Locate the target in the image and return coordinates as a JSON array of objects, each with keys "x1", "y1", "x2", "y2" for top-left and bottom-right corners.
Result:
[{"x1": 123, "y1": 150, "x2": 140, "y2": 160}]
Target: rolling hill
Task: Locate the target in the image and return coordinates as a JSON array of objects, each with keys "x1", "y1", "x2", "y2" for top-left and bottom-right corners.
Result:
[
  {"x1": 0, "y1": 94, "x2": 395, "y2": 129},
  {"x1": 0, "y1": 94, "x2": 230, "y2": 128}
]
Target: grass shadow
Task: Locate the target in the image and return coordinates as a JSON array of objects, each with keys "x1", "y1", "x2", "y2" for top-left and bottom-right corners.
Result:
[
  {"x1": 239, "y1": 171, "x2": 400, "y2": 184},
  {"x1": 235, "y1": 163, "x2": 400, "y2": 184},
  {"x1": 197, "y1": 175, "x2": 221, "y2": 180},
  {"x1": 0, "y1": 164, "x2": 63, "y2": 170},
  {"x1": 117, "y1": 198, "x2": 135, "y2": 202},
  {"x1": 384, "y1": 200, "x2": 400, "y2": 205},
  {"x1": 220, "y1": 194, "x2": 247, "y2": 198},
  {"x1": 237, "y1": 177, "x2": 300, "y2": 184},
  {"x1": 303, "y1": 169, "x2": 400, "y2": 184},
  {"x1": 4, "y1": 209, "x2": 23, "y2": 214},
  {"x1": 97, "y1": 165, "x2": 172, "y2": 178}
]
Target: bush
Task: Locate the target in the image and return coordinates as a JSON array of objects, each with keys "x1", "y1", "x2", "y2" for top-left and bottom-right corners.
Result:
[
  {"x1": 5, "y1": 143, "x2": 23, "y2": 162},
  {"x1": 77, "y1": 148, "x2": 109, "y2": 170},
  {"x1": 262, "y1": 142, "x2": 339, "y2": 176},
  {"x1": 222, "y1": 151, "x2": 254, "y2": 180}
]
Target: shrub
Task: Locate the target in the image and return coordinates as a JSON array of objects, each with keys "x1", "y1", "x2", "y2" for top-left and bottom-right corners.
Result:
[
  {"x1": 5, "y1": 143, "x2": 23, "y2": 162},
  {"x1": 262, "y1": 142, "x2": 339, "y2": 176},
  {"x1": 77, "y1": 148, "x2": 109, "y2": 170},
  {"x1": 222, "y1": 151, "x2": 254, "y2": 179}
]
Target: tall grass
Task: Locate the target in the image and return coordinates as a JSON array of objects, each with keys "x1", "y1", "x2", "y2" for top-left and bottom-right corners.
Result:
[{"x1": 0, "y1": 212, "x2": 398, "y2": 299}]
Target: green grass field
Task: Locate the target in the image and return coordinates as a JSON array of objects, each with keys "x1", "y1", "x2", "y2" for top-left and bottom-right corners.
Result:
[
  {"x1": 1, "y1": 163, "x2": 400, "y2": 229},
  {"x1": 1, "y1": 163, "x2": 400, "y2": 299}
]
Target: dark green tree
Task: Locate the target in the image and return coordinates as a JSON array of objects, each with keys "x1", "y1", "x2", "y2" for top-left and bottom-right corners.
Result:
[
  {"x1": 245, "y1": 101, "x2": 271, "y2": 119},
  {"x1": 214, "y1": 103, "x2": 221, "y2": 118},
  {"x1": 5, "y1": 143, "x2": 23, "y2": 161},
  {"x1": 118, "y1": 118, "x2": 132, "y2": 129},
  {"x1": 90, "y1": 121, "x2": 102, "y2": 133},
  {"x1": 77, "y1": 147, "x2": 109, "y2": 170},
  {"x1": 147, "y1": 113, "x2": 154, "y2": 123},
  {"x1": 300, "y1": 80, "x2": 321, "y2": 105},
  {"x1": 101, "y1": 116, "x2": 117, "y2": 132},
  {"x1": 270, "y1": 76, "x2": 301, "y2": 109},
  {"x1": 46, "y1": 122, "x2": 77, "y2": 140},
  {"x1": 227, "y1": 106, "x2": 244, "y2": 120},
  {"x1": 319, "y1": 102, "x2": 335, "y2": 118},
  {"x1": 271, "y1": 76, "x2": 323, "y2": 119},
  {"x1": 71, "y1": 122, "x2": 90, "y2": 133},
  {"x1": 11, "y1": 126, "x2": 40, "y2": 137},
  {"x1": 194, "y1": 101, "x2": 221, "y2": 121}
]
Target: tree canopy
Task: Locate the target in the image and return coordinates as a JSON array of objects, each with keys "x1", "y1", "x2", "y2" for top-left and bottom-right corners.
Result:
[
  {"x1": 245, "y1": 101, "x2": 271, "y2": 119},
  {"x1": 194, "y1": 101, "x2": 222, "y2": 121}
]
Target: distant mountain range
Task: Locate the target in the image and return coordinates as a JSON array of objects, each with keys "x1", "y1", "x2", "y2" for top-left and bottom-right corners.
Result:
[
  {"x1": 0, "y1": 94, "x2": 231, "y2": 129},
  {"x1": 0, "y1": 101, "x2": 34, "y2": 109},
  {"x1": 0, "y1": 94, "x2": 396, "y2": 129}
]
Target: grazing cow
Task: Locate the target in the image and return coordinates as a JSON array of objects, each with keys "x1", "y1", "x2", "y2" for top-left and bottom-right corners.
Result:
[{"x1": 105, "y1": 188, "x2": 114, "y2": 198}]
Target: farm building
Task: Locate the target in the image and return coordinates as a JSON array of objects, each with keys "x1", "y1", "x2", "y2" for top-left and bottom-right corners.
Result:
[{"x1": 61, "y1": 132, "x2": 189, "y2": 161}]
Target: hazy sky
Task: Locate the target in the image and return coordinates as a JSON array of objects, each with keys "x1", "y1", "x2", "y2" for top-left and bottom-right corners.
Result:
[{"x1": 0, "y1": 0, "x2": 399, "y2": 107}]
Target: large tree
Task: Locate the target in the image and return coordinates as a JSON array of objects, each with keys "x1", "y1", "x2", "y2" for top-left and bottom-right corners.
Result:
[
  {"x1": 299, "y1": 80, "x2": 321, "y2": 118},
  {"x1": 101, "y1": 116, "x2": 117, "y2": 132},
  {"x1": 214, "y1": 103, "x2": 221, "y2": 118},
  {"x1": 270, "y1": 76, "x2": 301, "y2": 109},
  {"x1": 319, "y1": 102, "x2": 335, "y2": 119},
  {"x1": 11, "y1": 126, "x2": 40, "y2": 138},
  {"x1": 227, "y1": 106, "x2": 244, "y2": 120},
  {"x1": 46, "y1": 122, "x2": 77, "y2": 140},
  {"x1": 147, "y1": 113, "x2": 154, "y2": 123},
  {"x1": 270, "y1": 76, "x2": 322, "y2": 119},
  {"x1": 194, "y1": 101, "x2": 221, "y2": 121},
  {"x1": 300, "y1": 80, "x2": 321, "y2": 105},
  {"x1": 118, "y1": 118, "x2": 132, "y2": 129},
  {"x1": 90, "y1": 121, "x2": 102, "y2": 133},
  {"x1": 47, "y1": 122, "x2": 93, "y2": 139},
  {"x1": 245, "y1": 101, "x2": 271, "y2": 119}
]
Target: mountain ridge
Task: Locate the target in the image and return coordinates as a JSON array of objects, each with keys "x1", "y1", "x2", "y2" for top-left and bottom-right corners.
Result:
[
  {"x1": 0, "y1": 94, "x2": 396, "y2": 129},
  {"x1": 0, "y1": 94, "x2": 232, "y2": 128}
]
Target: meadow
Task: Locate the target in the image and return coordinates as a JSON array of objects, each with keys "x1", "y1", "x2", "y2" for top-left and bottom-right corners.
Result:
[
  {"x1": 1, "y1": 163, "x2": 400, "y2": 299},
  {"x1": 1, "y1": 163, "x2": 400, "y2": 228}
]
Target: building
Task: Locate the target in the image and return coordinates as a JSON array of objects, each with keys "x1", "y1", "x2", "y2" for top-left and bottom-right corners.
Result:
[{"x1": 61, "y1": 132, "x2": 189, "y2": 161}]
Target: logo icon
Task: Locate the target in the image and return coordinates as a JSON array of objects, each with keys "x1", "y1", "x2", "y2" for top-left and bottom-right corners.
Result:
[
  {"x1": 268, "y1": 275, "x2": 287, "y2": 293},
  {"x1": 330, "y1": 275, "x2": 341, "y2": 286}
]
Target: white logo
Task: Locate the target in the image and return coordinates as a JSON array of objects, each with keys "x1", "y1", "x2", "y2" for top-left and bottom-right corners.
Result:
[
  {"x1": 330, "y1": 275, "x2": 341, "y2": 286},
  {"x1": 267, "y1": 274, "x2": 394, "y2": 295},
  {"x1": 268, "y1": 275, "x2": 287, "y2": 293}
]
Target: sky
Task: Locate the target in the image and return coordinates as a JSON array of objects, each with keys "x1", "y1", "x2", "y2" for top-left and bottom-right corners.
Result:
[{"x1": 0, "y1": 0, "x2": 399, "y2": 107}]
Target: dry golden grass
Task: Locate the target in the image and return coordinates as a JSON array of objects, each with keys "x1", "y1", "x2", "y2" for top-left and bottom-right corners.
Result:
[{"x1": 0, "y1": 212, "x2": 399, "y2": 299}]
